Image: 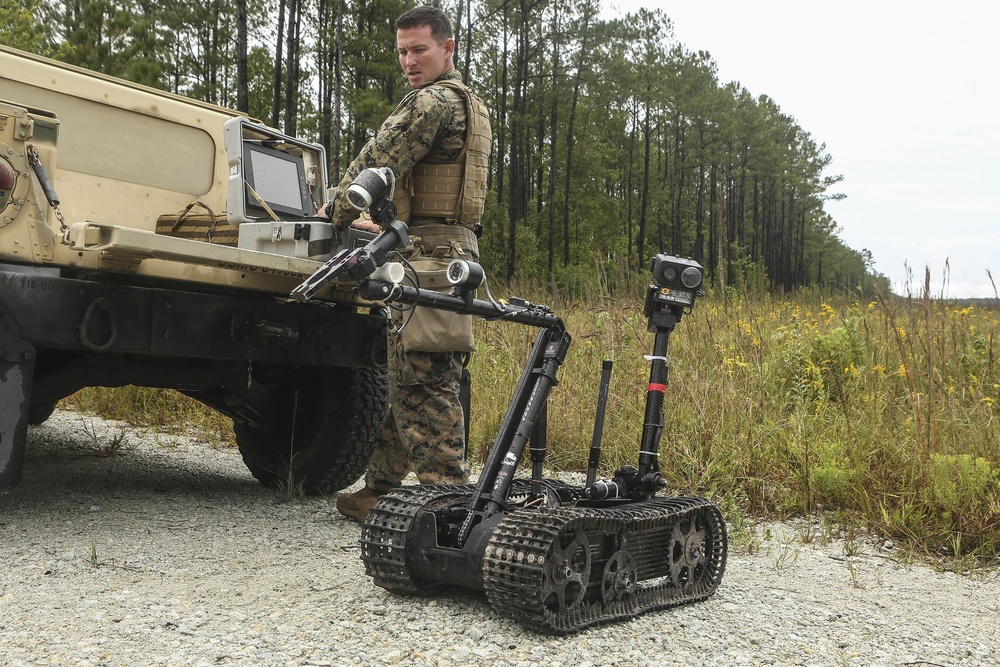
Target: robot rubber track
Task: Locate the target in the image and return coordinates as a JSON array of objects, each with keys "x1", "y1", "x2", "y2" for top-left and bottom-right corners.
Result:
[
  {"x1": 361, "y1": 484, "x2": 474, "y2": 595},
  {"x1": 361, "y1": 485, "x2": 727, "y2": 634}
]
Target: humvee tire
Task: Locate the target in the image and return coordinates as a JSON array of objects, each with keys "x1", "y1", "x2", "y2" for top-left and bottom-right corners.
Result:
[
  {"x1": 27, "y1": 401, "x2": 57, "y2": 426},
  {"x1": 232, "y1": 366, "x2": 387, "y2": 494}
]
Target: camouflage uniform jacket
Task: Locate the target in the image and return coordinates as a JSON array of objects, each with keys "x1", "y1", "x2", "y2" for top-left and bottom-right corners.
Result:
[{"x1": 328, "y1": 69, "x2": 470, "y2": 230}]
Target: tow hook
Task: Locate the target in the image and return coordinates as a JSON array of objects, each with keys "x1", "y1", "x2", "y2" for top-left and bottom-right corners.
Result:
[
  {"x1": 231, "y1": 318, "x2": 299, "y2": 345},
  {"x1": 79, "y1": 297, "x2": 118, "y2": 351}
]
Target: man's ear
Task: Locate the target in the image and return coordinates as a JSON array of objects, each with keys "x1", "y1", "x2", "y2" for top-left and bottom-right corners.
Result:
[{"x1": 444, "y1": 38, "x2": 456, "y2": 60}]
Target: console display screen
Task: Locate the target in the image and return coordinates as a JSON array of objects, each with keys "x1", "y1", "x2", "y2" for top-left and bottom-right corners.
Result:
[{"x1": 242, "y1": 143, "x2": 311, "y2": 218}]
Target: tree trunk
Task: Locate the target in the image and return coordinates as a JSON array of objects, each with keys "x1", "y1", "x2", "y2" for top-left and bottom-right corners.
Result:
[
  {"x1": 235, "y1": 0, "x2": 248, "y2": 112},
  {"x1": 317, "y1": 0, "x2": 330, "y2": 164},
  {"x1": 708, "y1": 162, "x2": 717, "y2": 281},
  {"x1": 208, "y1": 1, "x2": 220, "y2": 104},
  {"x1": 496, "y1": 14, "x2": 509, "y2": 203},
  {"x1": 546, "y1": 6, "x2": 560, "y2": 273},
  {"x1": 463, "y1": 0, "x2": 473, "y2": 77},
  {"x1": 332, "y1": 0, "x2": 344, "y2": 181},
  {"x1": 271, "y1": 0, "x2": 287, "y2": 128},
  {"x1": 637, "y1": 101, "x2": 652, "y2": 267},
  {"x1": 506, "y1": 0, "x2": 531, "y2": 282},
  {"x1": 283, "y1": 0, "x2": 301, "y2": 136},
  {"x1": 694, "y1": 127, "x2": 706, "y2": 263},
  {"x1": 716, "y1": 154, "x2": 728, "y2": 294},
  {"x1": 625, "y1": 104, "x2": 637, "y2": 270},
  {"x1": 671, "y1": 115, "x2": 685, "y2": 256}
]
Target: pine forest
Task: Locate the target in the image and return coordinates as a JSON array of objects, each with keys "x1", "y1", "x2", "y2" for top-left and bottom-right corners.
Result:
[{"x1": 1, "y1": 0, "x2": 890, "y2": 296}]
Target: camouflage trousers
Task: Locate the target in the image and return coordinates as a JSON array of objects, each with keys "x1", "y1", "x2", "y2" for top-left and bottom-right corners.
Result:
[{"x1": 365, "y1": 337, "x2": 469, "y2": 491}]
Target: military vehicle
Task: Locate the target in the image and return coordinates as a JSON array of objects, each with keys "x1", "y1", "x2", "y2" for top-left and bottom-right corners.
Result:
[{"x1": 0, "y1": 44, "x2": 386, "y2": 494}]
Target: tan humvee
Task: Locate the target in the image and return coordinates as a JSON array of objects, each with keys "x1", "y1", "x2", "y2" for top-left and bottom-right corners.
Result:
[{"x1": 0, "y1": 45, "x2": 386, "y2": 494}]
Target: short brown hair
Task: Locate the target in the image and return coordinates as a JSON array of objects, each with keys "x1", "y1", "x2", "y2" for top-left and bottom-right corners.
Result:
[{"x1": 395, "y1": 6, "x2": 453, "y2": 42}]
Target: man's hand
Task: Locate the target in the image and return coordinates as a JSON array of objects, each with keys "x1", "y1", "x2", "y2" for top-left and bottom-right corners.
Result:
[
  {"x1": 352, "y1": 219, "x2": 381, "y2": 233},
  {"x1": 315, "y1": 201, "x2": 335, "y2": 220},
  {"x1": 316, "y1": 200, "x2": 381, "y2": 233}
]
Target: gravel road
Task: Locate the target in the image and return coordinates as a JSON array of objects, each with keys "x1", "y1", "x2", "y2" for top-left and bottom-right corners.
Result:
[{"x1": 1, "y1": 409, "x2": 998, "y2": 667}]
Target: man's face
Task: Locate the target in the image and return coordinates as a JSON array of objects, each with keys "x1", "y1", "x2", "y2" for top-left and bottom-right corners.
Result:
[{"x1": 397, "y1": 24, "x2": 454, "y2": 89}]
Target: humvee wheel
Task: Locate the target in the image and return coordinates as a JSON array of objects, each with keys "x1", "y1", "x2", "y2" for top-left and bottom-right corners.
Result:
[
  {"x1": 234, "y1": 366, "x2": 387, "y2": 495},
  {"x1": 28, "y1": 401, "x2": 58, "y2": 426}
]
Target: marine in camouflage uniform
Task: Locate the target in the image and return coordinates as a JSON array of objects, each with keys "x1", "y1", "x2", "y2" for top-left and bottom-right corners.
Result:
[{"x1": 330, "y1": 7, "x2": 491, "y2": 520}]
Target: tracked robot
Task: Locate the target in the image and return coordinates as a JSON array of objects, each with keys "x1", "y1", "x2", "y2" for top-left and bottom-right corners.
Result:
[{"x1": 293, "y1": 168, "x2": 727, "y2": 633}]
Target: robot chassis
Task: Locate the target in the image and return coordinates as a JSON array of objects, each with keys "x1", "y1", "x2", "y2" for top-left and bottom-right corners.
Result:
[{"x1": 293, "y1": 169, "x2": 728, "y2": 633}]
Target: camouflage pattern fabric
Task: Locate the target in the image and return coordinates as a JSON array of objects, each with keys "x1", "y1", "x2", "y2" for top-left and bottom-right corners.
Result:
[
  {"x1": 366, "y1": 339, "x2": 469, "y2": 491},
  {"x1": 329, "y1": 69, "x2": 469, "y2": 230},
  {"x1": 336, "y1": 69, "x2": 478, "y2": 492}
]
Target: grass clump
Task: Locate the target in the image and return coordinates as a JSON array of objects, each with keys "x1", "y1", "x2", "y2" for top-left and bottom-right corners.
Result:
[{"x1": 62, "y1": 386, "x2": 236, "y2": 447}]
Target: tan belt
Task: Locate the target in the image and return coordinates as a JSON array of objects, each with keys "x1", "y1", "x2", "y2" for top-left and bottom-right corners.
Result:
[{"x1": 408, "y1": 222, "x2": 479, "y2": 260}]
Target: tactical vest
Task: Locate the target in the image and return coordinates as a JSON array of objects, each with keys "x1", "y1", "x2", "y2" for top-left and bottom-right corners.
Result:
[{"x1": 392, "y1": 78, "x2": 492, "y2": 230}]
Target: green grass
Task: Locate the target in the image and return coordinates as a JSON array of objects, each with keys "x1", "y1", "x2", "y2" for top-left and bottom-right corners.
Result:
[
  {"x1": 468, "y1": 282, "x2": 999, "y2": 565},
  {"x1": 64, "y1": 283, "x2": 1000, "y2": 564},
  {"x1": 62, "y1": 386, "x2": 236, "y2": 447}
]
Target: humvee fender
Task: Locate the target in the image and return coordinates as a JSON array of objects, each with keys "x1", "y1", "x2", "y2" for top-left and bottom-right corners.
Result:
[{"x1": 0, "y1": 45, "x2": 387, "y2": 494}]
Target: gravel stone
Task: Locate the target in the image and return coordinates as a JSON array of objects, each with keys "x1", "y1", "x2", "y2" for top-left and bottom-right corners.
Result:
[{"x1": 1, "y1": 409, "x2": 998, "y2": 666}]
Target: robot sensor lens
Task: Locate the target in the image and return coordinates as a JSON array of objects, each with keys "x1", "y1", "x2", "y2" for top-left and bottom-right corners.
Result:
[{"x1": 681, "y1": 267, "x2": 702, "y2": 289}]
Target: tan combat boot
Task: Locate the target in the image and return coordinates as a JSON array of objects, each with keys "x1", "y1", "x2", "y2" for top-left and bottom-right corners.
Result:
[{"x1": 336, "y1": 487, "x2": 387, "y2": 522}]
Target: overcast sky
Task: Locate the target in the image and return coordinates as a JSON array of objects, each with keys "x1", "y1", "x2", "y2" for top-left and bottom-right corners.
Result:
[{"x1": 603, "y1": 0, "x2": 999, "y2": 298}]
